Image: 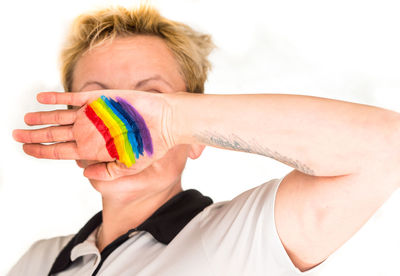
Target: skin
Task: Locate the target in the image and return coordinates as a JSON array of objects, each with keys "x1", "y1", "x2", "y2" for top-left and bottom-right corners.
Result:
[
  {"x1": 65, "y1": 35, "x2": 205, "y2": 251},
  {"x1": 13, "y1": 35, "x2": 400, "y2": 271}
]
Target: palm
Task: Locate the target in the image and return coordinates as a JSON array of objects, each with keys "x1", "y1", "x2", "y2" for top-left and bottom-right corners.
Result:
[
  {"x1": 75, "y1": 93, "x2": 171, "y2": 169},
  {"x1": 72, "y1": 109, "x2": 113, "y2": 161},
  {"x1": 14, "y1": 90, "x2": 175, "y2": 179}
]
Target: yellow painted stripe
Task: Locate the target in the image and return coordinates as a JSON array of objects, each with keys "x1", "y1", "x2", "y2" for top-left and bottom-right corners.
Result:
[
  {"x1": 90, "y1": 100, "x2": 129, "y2": 166},
  {"x1": 96, "y1": 99, "x2": 135, "y2": 166}
]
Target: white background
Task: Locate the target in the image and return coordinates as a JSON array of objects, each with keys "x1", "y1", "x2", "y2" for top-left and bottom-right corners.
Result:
[{"x1": 1, "y1": 0, "x2": 399, "y2": 275}]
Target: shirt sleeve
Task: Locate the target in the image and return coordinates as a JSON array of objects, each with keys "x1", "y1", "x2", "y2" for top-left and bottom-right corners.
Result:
[
  {"x1": 7, "y1": 235, "x2": 74, "y2": 276},
  {"x1": 198, "y1": 176, "x2": 326, "y2": 276}
]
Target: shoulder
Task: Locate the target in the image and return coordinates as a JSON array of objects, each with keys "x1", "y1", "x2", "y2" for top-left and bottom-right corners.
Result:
[
  {"x1": 188, "y1": 177, "x2": 296, "y2": 275},
  {"x1": 198, "y1": 176, "x2": 283, "y2": 248},
  {"x1": 201, "y1": 177, "x2": 281, "y2": 226},
  {"x1": 7, "y1": 235, "x2": 74, "y2": 276}
]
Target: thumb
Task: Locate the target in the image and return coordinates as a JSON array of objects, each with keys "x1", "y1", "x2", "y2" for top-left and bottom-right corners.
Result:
[{"x1": 83, "y1": 161, "x2": 123, "y2": 181}]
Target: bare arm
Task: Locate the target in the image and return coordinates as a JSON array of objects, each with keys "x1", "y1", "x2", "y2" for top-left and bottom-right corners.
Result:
[
  {"x1": 171, "y1": 92, "x2": 400, "y2": 270},
  {"x1": 173, "y1": 93, "x2": 400, "y2": 177},
  {"x1": 15, "y1": 91, "x2": 400, "y2": 270}
]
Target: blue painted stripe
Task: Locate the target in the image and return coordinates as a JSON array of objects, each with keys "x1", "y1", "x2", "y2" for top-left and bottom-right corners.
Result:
[
  {"x1": 108, "y1": 97, "x2": 144, "y2": 157},
  {"x1": 101, "y1": 96, "x2": 139, "y2": 159}
]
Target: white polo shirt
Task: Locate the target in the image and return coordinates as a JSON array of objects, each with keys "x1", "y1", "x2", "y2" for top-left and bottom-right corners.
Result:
[{"x1": 8, "y1": 177, "x2": 326, "y2": 276}]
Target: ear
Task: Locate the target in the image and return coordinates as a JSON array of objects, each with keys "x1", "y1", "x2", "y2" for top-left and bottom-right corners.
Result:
[{"x1": 188, "y1": 144, "x2": 206, "y2": 160}]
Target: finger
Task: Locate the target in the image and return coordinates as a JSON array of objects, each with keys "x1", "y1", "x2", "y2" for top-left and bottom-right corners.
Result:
[
  {"x1": 83, "y1": 161, "x2": 139, "y2": 180},
  {"x1": 76, "y1": 160, "x2": 86, "y2": 168},
  {"x1": 75, "y1": 160, "x2": 102, "y2": 168},
  {"x1": 83, "y1": 162, "x2": 115, "y2": 180},
  {"x1": 37, "y1": 92, "x2": 101, "y2": 106},
  {"x1": 24, "y1": 109, "x2": 77, "y2": 126},
  {"x1": 13, "y1": 125, "x2": 74, "y2": 143},
  {"x1": 23, "y1": 142, "x2": 80, "y2": 160}
]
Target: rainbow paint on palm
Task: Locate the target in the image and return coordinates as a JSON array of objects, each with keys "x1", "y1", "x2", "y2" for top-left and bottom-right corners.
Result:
[{"x1": 85, "y1": 95, "x2": 153, "y2": 167}]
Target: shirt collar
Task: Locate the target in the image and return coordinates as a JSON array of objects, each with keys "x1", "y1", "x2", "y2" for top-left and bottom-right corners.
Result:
[{"x1": 48, "y1": 189, "x2": 213, "y2": 275}]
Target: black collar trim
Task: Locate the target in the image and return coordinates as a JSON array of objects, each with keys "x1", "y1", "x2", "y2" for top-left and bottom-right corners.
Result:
[{"x1": 48, "y1": 189, "x2": 213, "y2": 275}]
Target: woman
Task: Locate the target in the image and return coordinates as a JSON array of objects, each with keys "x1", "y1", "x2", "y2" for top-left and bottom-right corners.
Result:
[{"x1": 10, "y1": 5, "x2": 400, "y2": 276}]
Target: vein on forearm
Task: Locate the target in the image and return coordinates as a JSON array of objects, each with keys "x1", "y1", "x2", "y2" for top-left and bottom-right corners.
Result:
[{"x1": 195, "y1": 130, "x2": 315, "y2": 176}]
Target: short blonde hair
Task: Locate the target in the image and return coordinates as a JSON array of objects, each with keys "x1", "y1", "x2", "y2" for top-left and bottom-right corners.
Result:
[{"x1": 60, "y1": 5, "x2": 215, "y2": 93}]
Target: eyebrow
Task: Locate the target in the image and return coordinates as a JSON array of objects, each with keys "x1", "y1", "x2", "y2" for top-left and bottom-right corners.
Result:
[
  {"x1": 79, "y1": 81, "x2": 108, "y2": 91},
  {"x1": 78, "y1": 75, "x2": 173, "y2": 91},
  {"x1": 135, "y1": 75, "x2": 173, "y2": 90}
]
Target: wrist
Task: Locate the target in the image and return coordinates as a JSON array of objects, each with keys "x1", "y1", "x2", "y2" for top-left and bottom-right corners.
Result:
[{"x1": 166, "y1": 92, "x2": 199, "y2": 146}]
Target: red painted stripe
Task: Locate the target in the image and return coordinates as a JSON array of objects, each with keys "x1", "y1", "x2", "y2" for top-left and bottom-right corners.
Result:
[{"x1": 85, "y1": 105, "x2": 119, "y2": 160}]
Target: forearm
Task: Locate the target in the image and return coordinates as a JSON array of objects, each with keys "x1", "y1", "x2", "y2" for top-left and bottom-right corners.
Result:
[{"x1": 171, "y1": 93, "x2": 400, "y2": 177}]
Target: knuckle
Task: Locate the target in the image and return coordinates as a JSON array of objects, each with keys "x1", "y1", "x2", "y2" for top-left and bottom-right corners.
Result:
[
  {"x1": 107, "y1": 161, "x2": 125, "y2": 180},
  {"x1": 70, "y1": 93, "x2": 76, "y2": 106},
  {"x1": 67, "y1": 126, "x2": 74, "y2": 140},
  {"x1": 38, "y1": 145, "x2": 44, "y2": 158},
  {"x1": 53, "y1": 144, "x2": 61, "y2": 159},
  {"x1": 69, "y1": 110, "x2": 77, "y2": 123},
  {"x1": 46, "y1": 127, "x2": 55, "y2": 141},
  {"x1": 27, "y1": 130, "x2": 33, "y2": 143},
  {"x1": 39, "y1": 112, "x2": 44, "y2": 125},
  {"x1": 54, "y1": 111, "x2": 62, "y2": 124},
  {"x1": 106, "y1": 163, "x2": 115, "y2": 180}
]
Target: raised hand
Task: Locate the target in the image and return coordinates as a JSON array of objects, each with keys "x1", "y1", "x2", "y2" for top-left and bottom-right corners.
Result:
[{"x1": 13, "y1": 90, "x2": 180, "y2": 180}]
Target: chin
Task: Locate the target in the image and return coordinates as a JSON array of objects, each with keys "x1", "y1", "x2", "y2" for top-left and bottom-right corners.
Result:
[{"x1": 88, "y1": 162, "x2": 184, "y2": 204}]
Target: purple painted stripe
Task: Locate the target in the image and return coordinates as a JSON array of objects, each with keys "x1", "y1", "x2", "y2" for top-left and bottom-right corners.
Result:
[{"x1": 117, "y1": 97, "x2": 154, "y2": 156}]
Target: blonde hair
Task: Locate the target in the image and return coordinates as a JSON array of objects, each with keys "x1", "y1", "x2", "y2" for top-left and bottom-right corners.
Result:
[{"x1": 60, "y1": 5, "x2": 215, "y2": 93}]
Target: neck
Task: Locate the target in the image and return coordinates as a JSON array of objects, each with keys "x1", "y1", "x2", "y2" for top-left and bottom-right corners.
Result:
[{"x1": 96, "y1": 180, "x2": 183, "y2": 252}]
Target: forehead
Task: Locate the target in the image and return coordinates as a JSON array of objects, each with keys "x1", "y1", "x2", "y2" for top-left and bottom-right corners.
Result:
[{"x1": 72, "y1": 35, "x2": 185, "y2": 91}]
